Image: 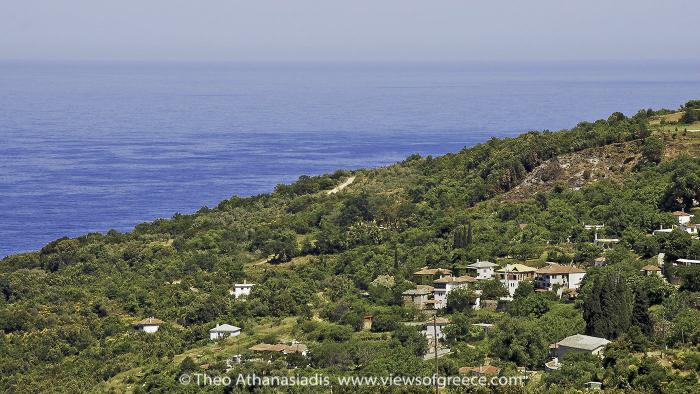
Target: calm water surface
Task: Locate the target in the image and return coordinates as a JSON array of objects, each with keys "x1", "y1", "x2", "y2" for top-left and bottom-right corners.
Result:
[{"x1": 1, "y1": 61, "x2": 699, "y2": 256}]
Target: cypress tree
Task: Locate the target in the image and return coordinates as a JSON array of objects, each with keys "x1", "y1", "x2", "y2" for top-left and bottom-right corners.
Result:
[
  {"x1": 632, "y1": 287, "x2": 653, "y2": 335},
  {"x1": 583, "y1": 270, "x2": 632, "y2": 339}
]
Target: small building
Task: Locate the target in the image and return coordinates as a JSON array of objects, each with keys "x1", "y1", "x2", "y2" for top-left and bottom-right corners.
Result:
[
  {"x1": 676, "y1": 258, "x2": 700, "y2": 266},
  {"x1": 458, "y1": 365, "x2": 500, "y2": 377},
  {"x1": 231, "y1": 280, "x2": 254, "y2": 299},
  {"x1": 552, "y1": 334, "x2": 610, "y2": 359},
  {"x1": 362, "y1": 315, "x2": 374, "y2": 331},
  {"x1": 402, "y1": 288, "x2": 432, "y2": 309},
  {"x1": 594, "y1": 256, "x2": 607, "y2": 267},
  {"x1": 535, "y1": 264, "x2": 586, "y2": 292},
  {"x1": 673, "y1": 211, "x2": 694, "y2": 225},
  {"x1": 496, "y1": 264, "x2": 537, "y2": 296},
  {"x1": 209, "y1": 323, "x2": 241, "y2": 340},
  {"x1": 134, "y1": 317, "x2": 165, "y2": 333},
  {"x1": 413, "y1": 267, "x2": 452, "y2": 284},
  {"x1": 640, "y1": 264, "x2": 662, "y2": 277},
  {"x1": 432, "y1": 275, "x2": 477, "y2": 309},
  {"x1": 654, "y1": 224, "x2": 699, "y2": 236},
  {"x1": 466, "y1": 260, "x2": 498, "y2": 280},
  {"x1": 423, "y1": 317, "x2": 450, "y2": 340}
]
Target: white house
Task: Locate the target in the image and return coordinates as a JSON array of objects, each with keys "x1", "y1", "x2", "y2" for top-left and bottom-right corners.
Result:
[
  {"x1": 231, "y1": 280, "x2": 254, "y2": 299},
  {"x1": 535, "y1": 264, "x2": 586, "y2": 292},
  {"x1": 496, "y1": 264, "x2": 537, "y2": 296},
  {"x1": 551, "y1": 334, "x2": 610, "y2": 359},
  {"x1": 209, "y1": 323, "x2": 242, "y2": 340},
  {"x1": 676, "y1": 258, "x2": 700, "y2": 266},
  {"x1": 422, "y1": 317, "x2": 450, "y2": 340},
  {"x1": 134, "y1": 317, "x2": 164, "y2": 333},
  {"x1": 654, "y1": 224, "x2": 699, "y2": 236},
  {"x1": 673, "y1": 211, "x2": 694, "y2": 225},
  {"x1": 466, "y1": 260, "x2": 498, "y2": 280},
  {"x1": 432, "y1": 275, "x2": 477, "y2": 309}
]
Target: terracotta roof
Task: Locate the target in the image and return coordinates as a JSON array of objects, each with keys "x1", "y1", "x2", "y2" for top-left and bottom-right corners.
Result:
[
  {"x1": 536, "y1": 264, "x2": 586, "y2": 275},
  {"x1": 134, "y1": 317, "x2": 165, "y2": 326},
  {"x1": 433, "y1": 275, "x2": 477, "y2": 284},
  {"x1": 416, "y1": 285, "x2": 435, "y2": 292},
  {"x1": 673, "y1": 211, "x2": 691, "y2": 216},
  {"x1": 414, "y1": 267, "x2": 452, "y2": 276},
  {"x1": 459, "y1": 365, "x2": 500, "y2": 376},
  {"x1": 641, "y1": 264, "x2": 661, "y2": 271}
]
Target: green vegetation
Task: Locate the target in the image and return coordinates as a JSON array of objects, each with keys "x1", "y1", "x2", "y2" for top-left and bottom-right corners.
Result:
[{"x1": 2, "y1": 103, "x2": 700, "y2": 393}]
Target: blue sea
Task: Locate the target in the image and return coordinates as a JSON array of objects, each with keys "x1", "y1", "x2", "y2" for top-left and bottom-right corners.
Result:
[{"x1": 1, "y1": 61, "x2": 700, "y2": 257}]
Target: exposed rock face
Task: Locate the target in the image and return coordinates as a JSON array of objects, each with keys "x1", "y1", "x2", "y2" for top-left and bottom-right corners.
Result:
[{"x1": 503, "y1": 141, "x2": 643, "y2": 201}]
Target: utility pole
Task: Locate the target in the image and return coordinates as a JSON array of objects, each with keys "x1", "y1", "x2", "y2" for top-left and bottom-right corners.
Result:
[{"x1": 433, "y1": 314, "x2": 439, "y2": 394}]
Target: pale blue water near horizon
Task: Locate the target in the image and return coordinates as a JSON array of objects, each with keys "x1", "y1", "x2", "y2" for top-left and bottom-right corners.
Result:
[{"x1": 1, "y1": 61, "x2": 700, "y2": 257}]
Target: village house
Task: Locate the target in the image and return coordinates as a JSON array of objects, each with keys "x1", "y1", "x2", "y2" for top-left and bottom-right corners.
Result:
[
  {"x1": 432, "y1": 275, "x2": 477, "y2": 309},
  {"x1": 134, "y1": 317, "x2": 164, "y2": 333},
  {"x1": 422, "y1": 317, "x2": 450, "y2": 340},
  {"x1": 413, "y1": 267, "x2": 452, "y2": 284},
  {"x1": 466, "y1": 260, "x2": 498, "y2": 280},
  {"x1": 230, "y1": 280, "x2": 254, "y2": 299},
  {"x1": 402, "y1": 288, "x2": 432, "y2": 309},
  {"x1": 535, "y1": 264, "x2": 586, "y2": 292},
  {"x1": 551, "y1": 334, "x2": 610, "y2": 359},
  {"x1": 209, "y1": 323, "x2": 241, "y2": 340},
  {"x1": 458, "y1": 365, "x2": 501, "y2": 377},
  {"x1": 676, "y1": 258, "x2": 700, "y2": 266},
  {"x1": 673, "y1": 211, "x2": 694, "y2": 225},
  {"x1": 641, "y1": 264, "x2": 663, "y2": 277},
  {"x1": 496, "y1": 264, "x2": 537, "y2": 296},
  {"x1": 653, "y1": 224, "x2": 699, "y2": 236}
]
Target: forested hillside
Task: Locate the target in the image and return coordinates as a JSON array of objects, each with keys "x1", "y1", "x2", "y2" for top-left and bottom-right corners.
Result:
[{"x1": 2, "y1": 102, "x2": 700, "y2": 393}]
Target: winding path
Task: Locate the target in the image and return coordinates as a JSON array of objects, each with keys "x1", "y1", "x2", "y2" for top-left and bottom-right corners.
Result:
[{"x1": 327, "y1": 176, "x2": 355, "y2": 195}]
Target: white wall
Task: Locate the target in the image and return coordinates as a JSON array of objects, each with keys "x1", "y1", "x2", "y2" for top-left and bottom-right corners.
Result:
[{"x1": 140, "y1": 325, "x2": 159, "y2": 333}]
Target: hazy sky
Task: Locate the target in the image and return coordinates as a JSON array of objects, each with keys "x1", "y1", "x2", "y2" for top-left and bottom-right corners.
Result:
[{"x1": 2, "y1": 0, "x2": 698, "y2": 62}]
